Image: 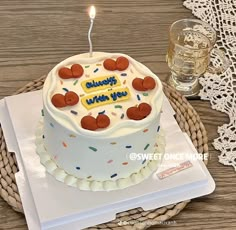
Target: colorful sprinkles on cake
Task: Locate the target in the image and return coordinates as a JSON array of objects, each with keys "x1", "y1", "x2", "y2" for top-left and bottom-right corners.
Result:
[
  {"x1": 98, "y1": 110, "x2": 106, "y2": 114},
  {"x1": 62, "y1": 142, "x2": 67, "y2": 148},
  {"x1": 41, "y1": 109, "x2": 44, "y2": 117},
  {"x1": 122, "y1": 162, "x2": 128, "y2": 165},
  {"x1": 70, "y1": 110, "x2": 78, "y2": 115},
  {"x1": 50, "y1": 122, "x2": 54, "y2": 128},
  {"x1": 69, "y1": 134, "x2": 76, "y2": 138},
  {"x1": 123, "y1": 80, "x2": 126, "y2": 84},
  {"x1": 126, "y1": 145, "x2": 132, "y2": 149},
  {"x1": 60, "y1": 80, "x2": 63, "y2": 85},
  {"x1": 107, "y1": 160, "x2": 113, "y2": 164},
  {"x1": 73, "y1": 79, "x2": 79, "y2": 86},
  {"x1": 143, "y1": 92, "x2": 149, "y2": 96},
  {"x1": 89, "y1": 146, "x2": 97, "y2": 152},
  {"x1": 110, "y1": 173, "x2": 117, "y2": 178},
  {"x1": 62, "y1": 87, "x2": 69, "y2": 92},
  {"x1": 96, "y1": 63, "x2": 102, "y2": 66},
  {"x1": 143, "y1": 129, "x2": 149, "y2": 133},
  {"x1": 85, "y1": 65, "x2": 90, "y2": 68},
  {"x1": 85, "y1": 74, "x2": 90, "y2": 78},
  {"x1": 142, "y1": 159, "x2": 147, "y2": 164},
  {"x1": 157, "y1": 126, "x2": 160, "y2": 132},
  {"x1": 87, "y1": 176, "x2": 92, "y2": 179},
  {"x1": 144, "y1": 143, "x2": 150, "y2": 150},
  {"x1": 111, "y1": 112, "x2": 117, "y2": 116},
  {"x1": 94, "y1": 68, "x2": 99, "y2": 73},
  {"x1": 76, "y1": 166, "x2": 80, "y2": 170},
  {"x1": 137, "y1": 94, "x2": 141, "y2": 101},
  {"x1": 110, "y1": 142, "x2": 117, "y2": 145},
  {"x1": 121, "y1": 73, "x2": 127, "y2": 76},
  {"x1": 114, "y1": 105, "x2": 122, "y2": 109},
  {"x1": 120, "y1": 113, "x2": 125, "y2": 119},
  {"x1": 42, "y1": 135, "x2": 45, "y2": 139}
]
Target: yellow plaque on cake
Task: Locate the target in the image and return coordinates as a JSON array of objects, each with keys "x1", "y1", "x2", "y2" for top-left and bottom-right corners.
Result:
[
  {"x1": 81, "y1": 75, "x2": 121, "y2": 93},
  {"x1": 81, "y1": 87, "x2": 131, "y2": 110}
]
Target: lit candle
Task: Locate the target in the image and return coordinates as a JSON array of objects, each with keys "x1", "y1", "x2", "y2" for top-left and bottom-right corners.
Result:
[{"x1": 88, "y1": 5, "x2": 96, "y2": 57}]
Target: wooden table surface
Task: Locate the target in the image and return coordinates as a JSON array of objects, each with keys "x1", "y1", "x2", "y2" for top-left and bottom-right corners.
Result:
[{"x1": 0, "y1": 0, "x2": 235, "y2": 229}]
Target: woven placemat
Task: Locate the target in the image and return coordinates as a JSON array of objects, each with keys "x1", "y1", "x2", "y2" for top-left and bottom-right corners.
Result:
[{"x1": 0, "y1": 76, "x2": 208, "y2": 229}]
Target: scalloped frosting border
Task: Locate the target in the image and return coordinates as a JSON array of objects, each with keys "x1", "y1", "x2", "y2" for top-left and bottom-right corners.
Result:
[{"x1": 35, "y1": 120, "x2": 166, "y2": 191}]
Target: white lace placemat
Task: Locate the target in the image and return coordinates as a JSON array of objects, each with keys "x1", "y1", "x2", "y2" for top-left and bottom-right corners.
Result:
[{"x1": 183, "y1": 0, "x2": 236, "y2": 171}]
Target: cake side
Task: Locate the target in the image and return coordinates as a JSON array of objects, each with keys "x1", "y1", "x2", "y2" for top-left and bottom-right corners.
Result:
[{"x1": 36, "y1": 120, "x2": 165, "y2": 191}]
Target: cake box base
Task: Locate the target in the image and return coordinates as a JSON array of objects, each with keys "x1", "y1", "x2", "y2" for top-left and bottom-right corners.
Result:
[{"x1": 0, "y1": 90, "x2": 215, "y2": 230}]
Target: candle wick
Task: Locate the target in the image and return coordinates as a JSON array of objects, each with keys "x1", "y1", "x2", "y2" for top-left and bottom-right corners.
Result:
[{"x1": 88, "y1": 18, "x2": 94, "y2": 58}]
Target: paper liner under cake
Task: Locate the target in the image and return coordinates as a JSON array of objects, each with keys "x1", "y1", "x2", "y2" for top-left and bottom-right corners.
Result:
[{"x1": 35, "y1": 119, "x2": 166, "y2": 191}]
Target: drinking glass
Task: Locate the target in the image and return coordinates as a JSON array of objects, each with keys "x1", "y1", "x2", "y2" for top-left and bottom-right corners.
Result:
[{"x1": 167, "y1": 19, "x2": 230, "y2": 97}]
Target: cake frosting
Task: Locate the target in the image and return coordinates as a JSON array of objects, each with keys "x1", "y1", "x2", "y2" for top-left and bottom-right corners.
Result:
[{"x1": 36, "y1": 52, "x2": 165, "y2": 191}]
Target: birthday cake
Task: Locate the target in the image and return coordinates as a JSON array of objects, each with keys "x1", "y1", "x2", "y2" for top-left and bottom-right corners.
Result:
[{"x1": 35, "y1": 52, "x2": 165, "y2": 191}]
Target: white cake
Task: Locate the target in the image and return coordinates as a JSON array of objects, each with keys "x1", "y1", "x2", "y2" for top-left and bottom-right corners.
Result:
[{"x1": 36, "y1": 52, "x2": 165, "y2": 191}]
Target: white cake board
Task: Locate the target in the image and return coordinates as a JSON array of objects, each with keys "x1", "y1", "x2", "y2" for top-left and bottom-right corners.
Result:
[{"x1": 0, "y1": 91, "x2": 215, "y2": 230}]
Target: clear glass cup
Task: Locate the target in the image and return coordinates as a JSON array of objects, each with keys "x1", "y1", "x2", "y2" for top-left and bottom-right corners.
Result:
[{"x1": 167, "y1": 19, "x2": 230, "y2": 97}]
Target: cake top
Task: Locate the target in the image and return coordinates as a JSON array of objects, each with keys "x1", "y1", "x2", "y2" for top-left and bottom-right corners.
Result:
[{"x1": 43, "y1": 52, "x2": 163, "y2": 137}]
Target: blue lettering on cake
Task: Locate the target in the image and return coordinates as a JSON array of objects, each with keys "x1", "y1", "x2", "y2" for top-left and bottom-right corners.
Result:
[
  {"x1": 86, "y1": 95, "x2": 110, "y2": 105},
  {"x1": 85, "y1": 76, "x2": 117, "y2": 89},
  {"x1": 86, "y1": 82, "x2": 93, "y2": 88},
  {"x1": 102, "y1": 79, "x2": 108, "y2": 85},
  {"x1": 110, "y1": 90, "x2": 128, "y2": 101}
]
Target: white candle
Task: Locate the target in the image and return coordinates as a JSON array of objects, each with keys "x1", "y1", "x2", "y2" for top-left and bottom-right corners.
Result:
[{"x1": 88, "y1": 6, "x2": 96, "y2": 57}]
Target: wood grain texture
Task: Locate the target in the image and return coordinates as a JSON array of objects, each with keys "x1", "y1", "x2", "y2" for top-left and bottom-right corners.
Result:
[{"x1": 0, "y1": 0, "x2": 235, "y2": 229}]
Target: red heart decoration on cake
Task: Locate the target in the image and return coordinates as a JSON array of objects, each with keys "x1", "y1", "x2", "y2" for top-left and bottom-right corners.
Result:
[
  {"x1": 51, "y1": 91, "x2": 79, "y2": 108},
  {"x1": 81, "y1": 116, "x2": 98, "y2": 131},
  {"x1": 143, "y1": 76, "x2": 156, "y2": 90},
  {"x1": 138, "y1": 103, "x2": 152, "y2": 117},
  {"x1": 58, "y1": 64, "x2": 84, "y2": 79},
  {"x1": 51, "y1": 94, "x2": 67, "y2": 108},
  {"x1": 81, "y1": 114, "x2": 111, "y2": 131},
  {"x1": 116, "y1": 56, "x2": 129, "y2": 71},
  {"x1": 132, "y1": 76, "x2": 156, "y2": 91},
  {"x1": 132, "y1": 78, "x2": 147, "y2": 91},
  {"x1": 71, "y1": 64, "x2": 84, "y2": 78},
  {"x1": 127, "y1": 107, "x2": 145, "y2": 120},
  {"x1": 96, "y1": 114, "x2": 110, "y2": 128},
  {"x1": 103, "y1": 59, "x2": 117, "y2": 71},
  {"x1": 103, "y1": 56, "x2": 129, "y2": 71},
  {"x1": 65, "y1": 91, "x2": 79, "y2": 106},
  {"x1": 58, "y1": 67, "x2": 73, "y2": 79},
  {"x1": 126, "y1": 103, "x2": 152, "y2": 120}
]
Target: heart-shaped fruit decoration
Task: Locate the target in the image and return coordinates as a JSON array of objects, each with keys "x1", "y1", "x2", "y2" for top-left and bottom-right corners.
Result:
[
  {"x1": 58, "y1": 64, "x2": 84, "y2": 79},
  {"x1": 51, "y1": 91, "x2": 79, "y2": 108},
  {"x1": 126, "y1": 103, "x2": 152, "y2": 120},
  {"x1": 96, "y1": 114, "x2": 110, "y2": 128},
  {"x1": 103, "y1": 56, "x2": 129, "y2": 71},
  {"x1": 81, "y1": 114, "x2": 111, "y2": 131},
  {"x1": 132, "y1": 76, "x2": 156, "y2": 91},
  {"x1": 51, "y1": 94, "x2": 67, "y2": 108},
  {"x1": 64, "y1": 91, "x2": 79, "y2": 106},
  {"x1": 103, "y1": 59, "x2": 117, "y2": 71},
  {"x1": 81, "y1": 116, "x2": 98, "y2": 131}
]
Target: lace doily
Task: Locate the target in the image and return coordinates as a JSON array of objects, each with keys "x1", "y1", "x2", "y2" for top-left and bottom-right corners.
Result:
[{"x1": 183, "y1": 0, "x2": 236, "y2": 170}]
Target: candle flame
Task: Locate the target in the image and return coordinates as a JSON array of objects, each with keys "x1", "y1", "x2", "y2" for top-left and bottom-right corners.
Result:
[{"x1": 89, "y1": 5, "x2": 96, "y2": 19}]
